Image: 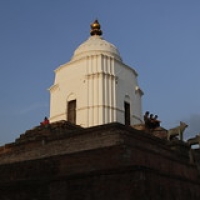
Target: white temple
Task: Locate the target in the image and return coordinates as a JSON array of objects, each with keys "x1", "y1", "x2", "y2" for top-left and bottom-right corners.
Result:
[{"x1": 49, "y1": 20, "x2": 143, "y2": 127}]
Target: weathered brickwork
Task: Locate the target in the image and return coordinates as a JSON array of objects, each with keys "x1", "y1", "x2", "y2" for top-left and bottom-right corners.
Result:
[{"x1": 0, "y1": 122, "x2": 199, "y2": 199}]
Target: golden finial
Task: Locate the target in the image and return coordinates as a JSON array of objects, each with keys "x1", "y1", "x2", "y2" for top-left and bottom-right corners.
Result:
[{"x1": 90, "y1": 19, "x2": 103, "y2": 36}]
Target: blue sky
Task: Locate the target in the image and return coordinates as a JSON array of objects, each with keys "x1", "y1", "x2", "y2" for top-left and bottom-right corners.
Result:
[{"x1": 0, "y1": 0, "x2": 200, "y2": 145}]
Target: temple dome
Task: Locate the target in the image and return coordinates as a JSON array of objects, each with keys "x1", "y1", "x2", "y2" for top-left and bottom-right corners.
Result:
[
  {"x1": 71, "y1": 35, "x2": 122, "y2": 61},
  {"x1": 71, "y1": 20, "x2": 122, "y2": 61}
]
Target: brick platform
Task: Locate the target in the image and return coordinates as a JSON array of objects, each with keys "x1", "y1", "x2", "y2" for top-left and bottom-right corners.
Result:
[{"x1": 0, "y1": 122, "x2": 200, "y2": 199}]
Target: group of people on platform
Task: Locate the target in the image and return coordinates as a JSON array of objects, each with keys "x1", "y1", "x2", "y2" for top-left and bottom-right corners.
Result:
[
  {"x1": 40, "y1": 113, "x2": 160, "y2": 130},
  {"x1": 144, "y1": 111, "x2": 161, "y2": 129}
]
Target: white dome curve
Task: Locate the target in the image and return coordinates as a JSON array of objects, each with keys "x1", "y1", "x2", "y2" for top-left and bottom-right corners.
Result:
[{"x1": 71, "y1": 35, "x2": 122, "y2": 61}]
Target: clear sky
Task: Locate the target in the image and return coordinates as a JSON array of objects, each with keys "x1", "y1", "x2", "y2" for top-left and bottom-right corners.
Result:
[{"x1": 0, "y1": 0, "x2": 200, "y2": 145}]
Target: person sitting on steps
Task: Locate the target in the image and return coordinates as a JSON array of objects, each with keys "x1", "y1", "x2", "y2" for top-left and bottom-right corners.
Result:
[{"x1": 40, "y1": 117, "x2": 50, "y2": 128}]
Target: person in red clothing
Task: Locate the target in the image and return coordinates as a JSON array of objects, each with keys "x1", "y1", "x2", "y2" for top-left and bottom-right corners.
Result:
[{"x1": 40, "y1": 117, "x2": 49, "y2": 126}]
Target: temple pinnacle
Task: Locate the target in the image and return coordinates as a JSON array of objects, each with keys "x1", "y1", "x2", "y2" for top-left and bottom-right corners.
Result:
[{"x1": 90, "y1": 19, "x2": 103, "y2": 36}]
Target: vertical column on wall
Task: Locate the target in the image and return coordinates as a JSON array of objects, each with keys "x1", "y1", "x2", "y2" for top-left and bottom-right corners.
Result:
[
  {"x1": 97, "y1": 55, "x2": 101, "y2": 125},
  {"x1": 104, "y1": 55, "x2": 108, "y2": 124},
  {"x1": 99, "y1": 55, "x2": 116, "y2": 124},
  {"x1": 87, "y1": 55, "x2": 103, "y2": 126},
  {"x1": 135, "y1": 86, "x2": 143, "y2": 124},
  {"x1": 105, "y1": 55, "x2": 110, "y2": 124},
  {"x1": 102, "y1": 55, "x2": 105, "y2": 123},
  {"x1": 109, "y1": 57, "x2": 114, "y2": 123},
  {"x1": 112, "y1": 58, "x2": 117, "y2": 122},
  {"x1": 98, "y1": 55, "x2": 103, "y2": 124},
  {"x1": 93, "y1": 55, "x2": 99, "y2": 125},
  {"x1": 90, "y1": 55, "x2": 96, "y2": 126},
  {"x1": 97, "y1": 56, "x2": 101, "y2": 124},
  {"x1": 87, "y1": 56, "x2": 92, "y2": 126},
  {"x1": 108, "y1": 57, "x2": 111, "y2": 122},
  {"x1": 86, "y1": 56, "x2": 90, "y2": 127},
  {"x1": 90, "y1": 55, "x2": 95, "y2": 126}
]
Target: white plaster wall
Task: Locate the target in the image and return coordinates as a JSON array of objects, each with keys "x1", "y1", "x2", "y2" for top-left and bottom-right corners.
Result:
[
  {"x1": 49, "y1": 53, "x2": 143, "y2": 126},
  {"x1": 114, "y1": 62, "x2": 143, "y2": 125},
  {"x1": 50, "y1": 59, "x2": 87, "y2": 123}
]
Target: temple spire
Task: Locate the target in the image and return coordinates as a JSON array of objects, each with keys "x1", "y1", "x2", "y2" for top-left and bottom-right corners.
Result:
[{"x1": 90, "y1": 19, "x2": 103, "y2": 36}]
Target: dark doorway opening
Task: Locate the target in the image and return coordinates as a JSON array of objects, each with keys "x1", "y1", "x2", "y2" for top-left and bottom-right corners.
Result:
[
  {"x1": 67, "y1": 100, "x2": 76, "y2": 124},
  {"x1": 124, "y1": 102, "x2": 130, "y2": 125}
]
